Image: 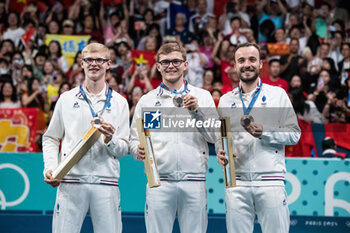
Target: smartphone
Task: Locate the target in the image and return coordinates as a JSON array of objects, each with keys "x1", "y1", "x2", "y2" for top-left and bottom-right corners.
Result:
[
  {"x1": 134, "y1": 21, "x2": 145, "y2": 31},
  {"x1": 186, "y1": 44, "x2": 196, "y2": 52},
  {"x1": 137, "y1": 63, "x2": 143, "y2": 70},
  {"x1": 317, "y1": 77, "x2": 324, "y2": 88},
  {"x1": 329, "y1": 25, "x2": 337, "y2": 32},
  {"x1": 165, "y1": 35, "x2": 176, "y2": 42},
  {"x1": 341, "y1": 72, "x2": 348, "y2": 85}
]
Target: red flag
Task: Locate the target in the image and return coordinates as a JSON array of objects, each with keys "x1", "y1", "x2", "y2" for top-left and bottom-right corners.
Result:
[
  {"x1": 285, "y1": 118, "x2": 316, "y2": 157},
  {"x1": 130, "y1": 50, "x2": 156, "y2": 74},
  {"x1": 325, "y1": 123, "x2": 350, "y2": 150},
  {"x1": 221, "y1": 60, "x2": 232, "y2": 87},
  {"x1": 266, "y1": 43, "x2": 290, "y2": 56},
  {"x1": 21, "y1": 26, "x2": 35, "y2": 47},
  {"x1": 213, "y1": 0, "x2": 231, "y2": 19},
  {"x1": 0, "y1": 108, "x2": 38, "y2": 152},
  {"x1": 102, "y1": 0, "x2": 123, "y2": 6},
  {"x1": 8, "y1": 0, "x2": 28, "y2": 14}
]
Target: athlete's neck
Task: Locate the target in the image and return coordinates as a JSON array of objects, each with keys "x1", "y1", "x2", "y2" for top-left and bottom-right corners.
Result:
[
  {"x1": 85, "y1": 79, "x2": 105, "y2": 94},
  {"x1": 240, "y1": 79, "x2": 259, "y2": 93},
  {"x1": 163, "y1": 78, "x2": 184, "y2": 91}
]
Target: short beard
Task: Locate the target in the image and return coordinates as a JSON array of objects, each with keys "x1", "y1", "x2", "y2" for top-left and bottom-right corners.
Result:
[{"x1": 239, "y1": 70, "x2": 259, "y2": 84}]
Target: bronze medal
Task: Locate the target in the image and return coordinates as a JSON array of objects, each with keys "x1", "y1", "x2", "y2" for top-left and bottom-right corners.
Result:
[
  {"x1": 92, "y1": 116, "x2": 103, "y2": 128},
  {"x1": 240, "y1": 115, "x2": 254, "y2": 127},
  {"x1": 173, "y1": 94, "x2": 185, "y2": 108}
]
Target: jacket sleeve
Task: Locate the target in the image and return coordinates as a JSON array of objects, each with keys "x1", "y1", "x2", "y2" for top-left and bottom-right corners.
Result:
[
  {"x1": 188, "y1": 91, "x2": 220, "y2": 144},
  {"x1": 129, "y1": 98, "x2": 143, "y2": 160},
  {"x1": 42, "y1": 97, "x2": 65, "y2": 176},
  {"x1": 105, "y1": 96, "x2": 130, "y2": 157},
  {"x1": 260, "y1": 89, "x2": 301, "y2": 145}
]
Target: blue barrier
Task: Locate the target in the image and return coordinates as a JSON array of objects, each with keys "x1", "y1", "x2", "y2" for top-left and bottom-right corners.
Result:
[
  {"x1": 0, "y1": 153, "x2": 349, "y2": 217},
  {"x1": 0, "y1": 153, "x2": 350, "y2": 232}
]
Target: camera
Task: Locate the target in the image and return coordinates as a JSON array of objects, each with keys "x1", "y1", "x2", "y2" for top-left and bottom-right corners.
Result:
[
  {"x1": 14, "y1": 59, "x2": 24, "y2": 66},
  {"x1": 328, "y1": 25, "x2": 337, "y2": 32},
  {"x1": 198, "y1": 17, "x2": 208, "y2": 29},
  {"x1": 137, "y1": 63, "x2": 143, "y2": 70},
  {"x1": 186, "y1": 44, "x2": 196, "y2": 53}
]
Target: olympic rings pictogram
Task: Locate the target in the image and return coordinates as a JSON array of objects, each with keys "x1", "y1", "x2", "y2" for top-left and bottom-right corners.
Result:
[{"x1": 0, "y1": 163, "x2": 30, "y2": 210}]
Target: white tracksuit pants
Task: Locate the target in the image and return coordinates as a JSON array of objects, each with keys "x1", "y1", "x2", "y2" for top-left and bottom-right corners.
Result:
[
  {"x1": 145, "y1": 181, "x2": 208, "y2": 233},
  {"x1": 53, "y1": 183, "x2": 122, "y2": 233},
  {"x1": 225, "y1": 186, "x2": 289, "y2": 233}
]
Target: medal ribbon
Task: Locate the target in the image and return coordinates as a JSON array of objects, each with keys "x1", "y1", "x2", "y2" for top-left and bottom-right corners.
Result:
[
  {"x1": 160, "y1": 81, "x2": 189, "y2": 95},
  {"x1": 79, "y1": 84, "x2": 112, "y2": 117},
  {"x1": 238, "y1": 81, "x2": 262, "y2": 116}
]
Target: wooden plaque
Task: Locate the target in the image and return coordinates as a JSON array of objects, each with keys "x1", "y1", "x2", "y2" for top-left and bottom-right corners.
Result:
[
  {"x1": 136, "y1": 118, "x2": 161, "y2": 188},
  {"x1": 52, "y1": 127, "x2": 101, "y2": 179},
  {"x1": 220, "y1": 117, "x2": 236, "y2": 188}
]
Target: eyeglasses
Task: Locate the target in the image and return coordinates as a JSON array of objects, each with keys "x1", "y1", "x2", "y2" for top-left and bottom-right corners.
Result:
[
  {"x1": 83, "y1": 58, "x2": 109, "y2": 65},
  {"x1": 158, "y1": 59, "x2": 185, "y2": 67}
]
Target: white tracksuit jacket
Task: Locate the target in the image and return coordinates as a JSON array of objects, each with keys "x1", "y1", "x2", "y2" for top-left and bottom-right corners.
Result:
[
  {"x1": 129, "y1": 83, "x2": 219, "y2": 181},
  {"x1": 43, "y1": 85, "x2": 129, "y2": 184},
  {"x1": 217, "y1": 81, "x2": 301, "y2": 186}
]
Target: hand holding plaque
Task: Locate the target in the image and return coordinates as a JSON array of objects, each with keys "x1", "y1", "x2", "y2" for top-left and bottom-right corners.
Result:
[
  {"x1": 220, "y1": 117, "x2": 236, "y2": 188},
  {"x1": 136, "y1": 118, "x2": 161, "y2": 188},
  {"x1": 52, "y1": 121, "x2": 101, "y2": 179}
]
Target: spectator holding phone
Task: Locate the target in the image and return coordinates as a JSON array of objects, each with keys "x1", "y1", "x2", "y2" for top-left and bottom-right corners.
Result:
[
  {"x1": 308, "y1": 69, "x2": 334, "y2": 113},
  {"x1": 185, "y1": 41, "x2": 208, "y2": 87},
  {"x1": 46, "y1": 40, "x2": 69, "y2": 74},
  {"x1": 106, "y1": 21, "x2": 133, "y2": 49},
  {"x1": 10, "y1": 52, "x2": 25, "y2": 86},
  {"x1": 21, "y1": 78, "x2": 48, "y2": 133},
  {"x1": 326, "y1": 30, "x2": 344, "y2": 71},
  {"x1": 225, "y1": 16, "x2": 247, "y2": 45},
  {"x1": 47, "y1": 69, "x2": 64, "y2": 107},
  {"x1": 322, "y1": 57, "x2": 339, "y2": 89},
  {"x1": 323, "y1": 88, "x2": 350, "y2": 123},
  {"x1": 126, "y1": 63, "x2": 153, "y2": 94}
]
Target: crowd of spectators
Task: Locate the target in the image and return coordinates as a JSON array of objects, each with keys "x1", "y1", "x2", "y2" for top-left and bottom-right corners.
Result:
[{"x1": 0, "y1": 0, "x2": 350, "y2": 152}]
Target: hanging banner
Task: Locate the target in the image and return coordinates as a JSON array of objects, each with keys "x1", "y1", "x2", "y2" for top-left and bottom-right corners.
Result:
[
  {"x1": 45, "y1": 34, "x2": 91, "y2": 66},
  {"x1": 0, "y1": 108, "x2": 38, "y2": 152}
]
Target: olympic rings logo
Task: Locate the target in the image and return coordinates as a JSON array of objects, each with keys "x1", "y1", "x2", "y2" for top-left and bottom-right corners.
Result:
[{"x1": 0, "y1": 163, "x2": 30, "y2": 210}]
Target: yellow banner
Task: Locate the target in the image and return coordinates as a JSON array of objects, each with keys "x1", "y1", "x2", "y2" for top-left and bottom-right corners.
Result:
[{"x1": 45, "y1": 34, "x2": 91, "y2": 66}]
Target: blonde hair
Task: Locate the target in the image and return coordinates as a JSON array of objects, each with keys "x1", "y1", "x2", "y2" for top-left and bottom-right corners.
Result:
[
  {"x1": 156, "y1": 42, "x2": 186, "y2": 61},
  {"x1": 81, "y1": 43, "x2": 110, "y2": 60}
]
